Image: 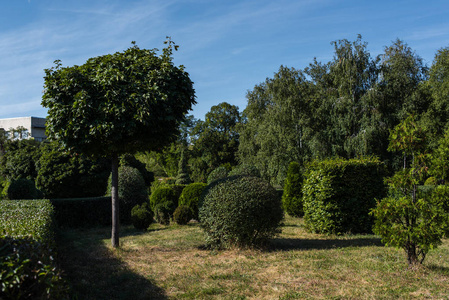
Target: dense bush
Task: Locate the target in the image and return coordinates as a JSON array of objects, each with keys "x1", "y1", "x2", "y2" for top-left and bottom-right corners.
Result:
[
  {"x1": 154, "y1": 201, "x2": 174, "y2": 225},
  {"x1": 302, "y1": 157, "x2": 387, "y2": 235},
  {"x1": 207, "y1": 166, "x2": 229, "y2": 184},
  {"x1": 228, "y1": 164, "x2": 261, "y2": 177},
  {"x1": 120, "y1": 153, "x2": 155, "y2": 186},
  {"x1": 178, "y1": 182, "x2": 207, "y2": 220},
  {"x1": 131, "y1": 203, "x2": 153, "y2": 230},
  {"x1": 107, "y1": 166, "x2": 148, "y2": 223},
  {"x1": 199, "y1": 176, "x2": 284, "y2": 248},
  {"x1": 0, "y1": 200, "x2": 69, "y2": 299},
  {"x1": 6, "y1": 178, "x2": 42, "y2": 200},
  {"x1": 50, "y1": 197, "x2": 111, "y2": 228},
  {"x1": 0, "y1": 139, "x2": 41, "y2": 181},
  {"x1": 149, "y1": 186, "x2": 179, "y2": 211},
  {"x1": 282, "y1": 162, "x2": 304, "y2": 217},
  {"x1": 173, "y1": 205, "x2": 193, "y2": 225}
]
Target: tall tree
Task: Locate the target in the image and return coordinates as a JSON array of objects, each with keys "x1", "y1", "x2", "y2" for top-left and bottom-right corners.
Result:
[{"x1": 42, "y1": 39, "x2": 196, "y2": 247}]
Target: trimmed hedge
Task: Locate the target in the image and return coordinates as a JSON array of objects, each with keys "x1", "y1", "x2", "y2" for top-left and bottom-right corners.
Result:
[
  {"x1": 178, "y1": 182, "x2": 207, "y2": 220},
  {"x1": 0, "y1": 200, "x2": 68, "y2": 299},
  {"x1": 228, "y1": 164, "x2": 261, "y2": 177},
  {"x1": 207, "y1": 166, "x2": 229, "y2": 184},
  {"x1": 302, "y1": 157, "x2": 387, "y2": 234},
  {"x1": 131, "y1": 203, "x2": 154, "y2": 230},
  {"x1": 282, "y1": 162, "x2": 304, "y2": 217},
  {"x1": 6, "y1": 178, "x2": 43, "y2": 200},
  {"x1": 50, "y1": 197, "x2": 111, "y2": 228}
]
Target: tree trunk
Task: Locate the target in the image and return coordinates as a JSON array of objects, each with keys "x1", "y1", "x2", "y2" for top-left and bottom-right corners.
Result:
[{"x1": 111, "y1": 153, "x2": 120, "y2": 248}]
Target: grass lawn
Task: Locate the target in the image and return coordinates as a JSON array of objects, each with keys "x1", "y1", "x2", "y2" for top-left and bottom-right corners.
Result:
[{"x1": 57, "y1": 216, "x2": 449, "y2": 299}]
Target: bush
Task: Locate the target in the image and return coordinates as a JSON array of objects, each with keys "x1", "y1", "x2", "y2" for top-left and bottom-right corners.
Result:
[
  {"x1": 131, "y1": 203, "x2": 153, "y2": 230},
  {"x1": 173, "y1": 205, "x2": 193, "y2": 225},
  {"x1": 107, "y1": 166, "x2": 148, "y2": 223},
  {"x1": 154, "y1": 201, "x2": 174, "y2": 225},
  {"x1": 149, "y1": 186, "x2": 178, "y2": 212},
  {"x1": 0, "y1": 200, "x2": 69, "y2": 299},
  {"x1": 120, "y1": 153, "x2": 155, "y2": 186},
  {"x1": 178, "y1": 182, "x2": 207, "y2": 220},
  {"x1": 199, "y1": 176, "x2": 284, "y2": 249},
  {"x1": 6, "y1": 178, "x2": 42, "y2": 200},
  {"x1": 207, "y1": 166, "x2": 229, "y2": 184},
  {"x1": 282, "y1": 162, "x2": 304, "y2": 217},
  {"x1": 302, "y1": 157, "x2": 387, "y2": 235},
  {"x1": 228, "y1": 164, "x2": 261, "y2": 177}
]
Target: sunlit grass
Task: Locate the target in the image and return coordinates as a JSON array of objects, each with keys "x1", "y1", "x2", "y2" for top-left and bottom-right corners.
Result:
[{"x1": 58, "y1": 216, "x2": 449, "y2": 299}]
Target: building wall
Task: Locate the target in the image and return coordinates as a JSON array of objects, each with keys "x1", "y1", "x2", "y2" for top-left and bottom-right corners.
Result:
[{"x1": 0, "y1": 117, "x2": 47, "y2": 141}]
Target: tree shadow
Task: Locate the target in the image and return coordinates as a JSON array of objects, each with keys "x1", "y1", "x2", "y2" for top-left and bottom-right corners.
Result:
[
  {"x1": 57, "y1": 228, "x2": 167, "y2": 300},
  {"x1": 269, "y1": 236, "x2": 384, "y2": 251},
  {"x1": 425, "y1": 264, "x2": 449, "y2": 276}
]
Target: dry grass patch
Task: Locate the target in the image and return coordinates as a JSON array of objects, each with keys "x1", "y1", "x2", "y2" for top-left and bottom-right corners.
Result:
[{"x1": 58, "y1": 216, "x2": 449, "y2": 299}]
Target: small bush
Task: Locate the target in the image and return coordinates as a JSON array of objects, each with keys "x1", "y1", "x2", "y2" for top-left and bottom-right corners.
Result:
[
  {"x1": 282, "y1": 162, "x2": 304, "y2": 217},
  {"x1": 131, "y1": 203, "x2": 153, "y2": 230},
  {"x1": 6, "y1": 178, "x2": 42, "y2": 200},
  {"x1": 199, "y1": 176, "x2": 284, "y2": 249},
  {"x1": 178, "y1": 183, "x2": 207, "y2": 220},
  {"x1": 149, "y1": 186, "x2": 178, "y2": 212},
  {"x1": 207, "y1": 166, "x2": 229, "y2": 184},
  {"x1": 154, "y1": 201, "x2": 174, "y2": 225},
  {"x1": 228, "y1": 164, "x2": 260, "y2": 177},
  {"x1": 173, "y1": 205, "x2": 193, "y2": 225}
]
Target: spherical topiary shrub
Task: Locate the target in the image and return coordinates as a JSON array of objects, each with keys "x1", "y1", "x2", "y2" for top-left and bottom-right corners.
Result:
[
  {"x1": 199, "y1": 176, "x2": 284, "y2": 249},
  {"x1": 178, "y1": 182, "x2": 207, "y2": 220},
  {"x1": 154, "y1": 201, "x2": 174, "y2": 225},
  {"x1": 107, "y1": 166, "x2": 148, "y2": 223},
  {"x1": 173, "y1": 205, "x2": 193, "y2": 225},
  {"x1": 131, "y1": 202, "x2": 154, "y2": 230},
  {"x1": 149, "y1": 186, "x2": 178, "y2": 212},
  {"x1": 228, "y1": 164, "x2": 261, "y2": 178},
  {"x1": 7, "y1": 178, "x2": 42, "y2": 200},
  {"x1": 207, "y1": 166, "x2": 229, "y2": 184}
]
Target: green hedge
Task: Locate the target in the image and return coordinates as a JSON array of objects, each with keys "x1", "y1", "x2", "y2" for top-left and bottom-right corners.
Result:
[
  {"x1": 50, "y1": 196, "x2": 111, "y2": 228},
  {"x1": 0, "y1": 200, "x2": 68, "y2": 299},
  {"x1": 302, "y1": 157, "x2": 387, "y2": 234}
]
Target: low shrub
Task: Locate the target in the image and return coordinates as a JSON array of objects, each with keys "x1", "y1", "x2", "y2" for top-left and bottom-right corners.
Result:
[
  {"x1": 173, "y1": 205, "x2": 193, "y2": 225},
  {"x1": 6, "y1": 178, "x2": 42, "y2": 200},
  {"x1": 131, "y1": 203, "x2": 153, "y2": 230},
  {"x1": 154, "y1": 201, "x2": 174, "y2": 225},
  {"x1": 149, "y1": 186, "x2": 178, "y2": 212},
  {"x1": 199, "y1": 176, "x2": 284, "y2": 249},
  {"x1": 207, "y1": 166, "x2": 229, "y2": 184},
  {"x1": 178, "y1": 182, "x2": 207, "y2": 220},
  {"x1": 282, "y1": 162, "x2": 304, "y2": 217},
  {"x1": 302, "y1": 157, "x2": 387, "y2": 235}
]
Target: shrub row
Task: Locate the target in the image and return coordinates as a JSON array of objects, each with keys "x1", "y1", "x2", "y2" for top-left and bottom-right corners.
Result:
[{"x1": 0, "y1": 200, "x2": 68, "y2": 299}]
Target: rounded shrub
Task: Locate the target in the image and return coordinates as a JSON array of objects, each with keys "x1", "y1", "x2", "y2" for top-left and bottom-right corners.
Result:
[
  {"x1": 282, "y1": 162, "x2": 304, "y2": 217},
  {"x1": 228, "y1": 164, "x2": 260, "y2": 177},
  {"x1": 131, "y1": 203, "x2": 153, "y2": 230},
  {"x1": 199, "y1": 176, "x2": 284, "y2": 249},
  {"x1": 173, "y1": 205, "x2": 193, "y2": 225},
  {"x1": 154, "y1": 201, "x2": 174, "y2": 225},
  {"x1": 149, "y1": 186, "x2": 178, "y2": 212},
  {"x1": 7, "y1": 178, "x2": 42, "y2": 200},
  {"x1": 178, "y1": 182, "x2": 207, "y2": 220},
  {"x1": 207, "y1": 166, "x2": 229, "y2": 184}
]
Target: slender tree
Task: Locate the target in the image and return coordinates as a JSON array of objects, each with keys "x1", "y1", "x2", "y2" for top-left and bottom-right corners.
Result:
[{"x1": 42, "y1": 39, "x2": 196, "y2": 247}]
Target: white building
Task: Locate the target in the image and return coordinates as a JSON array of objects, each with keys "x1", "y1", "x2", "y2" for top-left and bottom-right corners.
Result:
[{"x1": 0, "y1": 117, "x2": 47, "y2": 142}]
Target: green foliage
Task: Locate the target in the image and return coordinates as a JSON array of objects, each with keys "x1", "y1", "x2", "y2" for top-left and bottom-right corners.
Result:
[
  {"x1": 228, "y1": 164, "x2": 261, "y2": 177},
  {"x1": 149, "y1": 186, "x2": 178, "y2": 212},
  {"x1": 430, "y1": 128, "x2": 449, "y2": 183},
  {"x1": 0, "y1": 139, "x2": 41, "y2": 181},
  {"x1": 120, "y1": 153, "x2": 155, "y2": 187},
  {"x1": 371, "y1": 116, "x2": 447, "y2": 265},
  {"x1": 6, "y1": 178, "x2": 42, "y2": 200},
  {"x1": 173, "y1": 205, "x2": 193, "y2": 225},
  {"x1": 302, "y1": 157, "x2": 387, "y2": 235},
  {"x1": 282, "y1": 162, "x2": 304, "y2": 217},
  {"x1": 199, "y1": 176, "x2": 284, "y2": 249},
  {"x1": 131, "y1": 203, "x2": 154, "y2": 230},
  {"x1": 207, "y1": 166, "x2": 229, "y2": 184},
  {"x1": 154, "y1": 201, "x2": 174, "y2": 225},
  {"x1": 50, "y1": 197, "x2": 111, "y2": 228},
  {"x1": 0, "y1": 200, "x2": 69, "y2": 299},
  {"x1": 178, "y1": 182, "x2": 207, "y2": 220}
]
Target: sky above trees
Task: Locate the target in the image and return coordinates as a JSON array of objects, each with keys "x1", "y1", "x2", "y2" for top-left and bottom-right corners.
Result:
[{"x1": 0, "y1": 0, "x2": 448, "y2": 120}]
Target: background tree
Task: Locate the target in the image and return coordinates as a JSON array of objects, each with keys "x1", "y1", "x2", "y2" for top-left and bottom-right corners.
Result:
[{"x1": 42, "y1": 39, "x2": 196, "y2": 247}]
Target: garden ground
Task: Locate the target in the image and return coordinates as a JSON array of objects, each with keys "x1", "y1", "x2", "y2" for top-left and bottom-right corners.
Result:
[{"x1": 57, "y1": 216, "x2": 449, "y2": 299}]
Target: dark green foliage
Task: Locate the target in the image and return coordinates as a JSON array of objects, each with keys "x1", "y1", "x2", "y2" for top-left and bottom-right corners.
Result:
[
  {"x1": 175, "y1": 149, "x2": 192, "y2": 185},
  {"x1": 50, "y1": 197, "x2": 111, "y2": 228},
  {"x1": 6, "y1": 178, "x2": 42, "y2": 200},
  {"x1": 120, "y1": 153, "x2": 154, "y2": 186},
  {"x1": 0, "y1": 200, "x2": 69, "y2": 299},
  {"x1": 173, "y1": 205, "x2": 193, "y2": 225},
  {"x1": 131, "y1": 203, "x2": 154, "y2": 230},
  {"x1": 149, "y1": 186, "x2": 178, "y2": 212},
  {"x1": 178, "y1": 182, "x2": 207, "y2": 220},
  {"x1": 0, "y1": 139, "x2": 41, "y2": 181},
  {"x1": 207, "y1": 166, "x2": 229, "y2": 184},
  {"x1": 154, "y1": 201, "x2": 174, "y2": 225},
  {"x1": 36, "y1": 142, "x2": 110, "y2": 199},
  {"x1": 228, "y1": 164, "x2": 261, "y2": 177},
  {"x1": 282, "y1": 162, "x2": 304, "y2": 217},
  {"x1": 199, "y1": 176, "x2": 284, "y2": 249},
  {"x1": 303, "y1": 157, "x2": 387, "y2": 235}
]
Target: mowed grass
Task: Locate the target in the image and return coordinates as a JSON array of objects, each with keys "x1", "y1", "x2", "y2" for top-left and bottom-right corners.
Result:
[{"x1": 58, "y1": 216, "x2": 449, "y2": 299}]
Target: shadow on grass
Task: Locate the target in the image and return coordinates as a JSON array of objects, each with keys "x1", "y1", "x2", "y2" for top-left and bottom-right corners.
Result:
[
  {"x1": 269, "y1": 236, "x2": 384, "y2": 251},
  {"x1": 57, "y1": 228, "x2": 167, "y2": 300},
  {"x1": 426, "y1": 264, "x2": 449, "y2": 276}
]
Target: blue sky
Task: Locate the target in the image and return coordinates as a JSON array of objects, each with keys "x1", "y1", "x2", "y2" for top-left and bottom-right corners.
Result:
[{"x1": 0, "y1": 0, "x2": 448, "y2": 121}]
